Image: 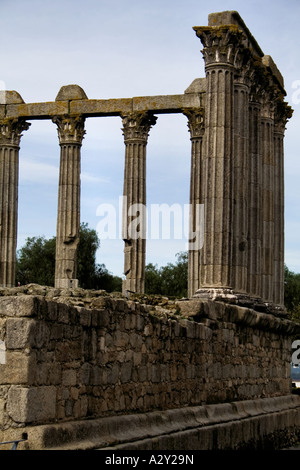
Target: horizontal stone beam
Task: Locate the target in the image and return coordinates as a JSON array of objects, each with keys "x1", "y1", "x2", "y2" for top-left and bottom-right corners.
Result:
[{"x1": 1, "y1": 93, "x2": 204, "y2": 120}]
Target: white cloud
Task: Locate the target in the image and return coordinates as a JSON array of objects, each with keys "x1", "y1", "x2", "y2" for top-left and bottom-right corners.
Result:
[{"x1": 19, "y1": 158, "x2": 58, "y2": 183}]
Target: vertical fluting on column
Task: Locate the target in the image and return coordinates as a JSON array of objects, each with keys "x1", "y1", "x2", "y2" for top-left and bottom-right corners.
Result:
[
  {"x1": 121, "y1": 112, "x2": 157, "y2": 295},
  {"x1": 232, "y1": 68, "x2": 250, "y2": 296},
  {"x1": 273, "y1": 101, "x2": 292, "y2": 307},
  {"x1": 183, "y1": 109, "x2": 205, "y2": 298},
  {"x1": 247, "y1": 96, "x2": 263, "y2": 300},
  {"x1": 261, "y1": 99, "x2": 275, "y2": 303},
  {"x1": 0, "y1": 119, "x2": 30, "y2": 287},
  {"x1": 192, "y1": 25, "x2": 247, "y2": 301},
  {"x1": 52, "y1": 115, "x2": 85, "y2": 289}
]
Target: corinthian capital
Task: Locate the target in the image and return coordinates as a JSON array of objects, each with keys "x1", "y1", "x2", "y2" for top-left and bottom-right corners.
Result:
[
  {"x1": 193, "y1": 25, "x2": 246, "y2": 68},
  {"x1": 52, "y1": 115, "x2": 85, "y2": 145},
  {"x1": 121, "y1": 112, "x2": 157, "y2": 143},
  {"x1": 0, "y1": 118, "x2": 30, "y2": 146},
  {"x1": 183, "y1": 108, "x2": 205, "y2": 139}
]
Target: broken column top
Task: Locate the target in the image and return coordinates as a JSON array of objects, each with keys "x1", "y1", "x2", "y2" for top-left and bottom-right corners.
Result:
[
  {"x1": 194, "y1": 10, "x2": 285, "y2": 91},
  {"x1": 207, "y1": 10, "x2": 264, "y2": 58}
]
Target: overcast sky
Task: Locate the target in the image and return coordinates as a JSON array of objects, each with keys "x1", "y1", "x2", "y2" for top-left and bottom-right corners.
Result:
[{"x1": 0, "y1": 0, "x2": 299, "y2": 278}]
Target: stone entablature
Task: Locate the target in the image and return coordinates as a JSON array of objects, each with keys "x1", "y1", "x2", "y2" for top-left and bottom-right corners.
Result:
[{"x1": 0, "y1": 11, "x2": 293, "y2": 312}]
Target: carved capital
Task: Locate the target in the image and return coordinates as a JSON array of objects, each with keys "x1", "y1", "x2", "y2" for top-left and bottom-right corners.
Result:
[
  {"x1": 52, "y1": 115, "x2": 85, "y2": 145},
  {"x1": 194, "y1": 25, "x2": 246, "y2": 68},
  {"x1": 121, "y1": 112, "x2": 157, "y2": 143},
  {"x1": 274, "y1": 100, "x2": 293, "y2": 134},
  {"x1": 183, "y1": 108, "x2": 205, "y2": 139},
  {"x1": 0, "y1": 118, "x2": 30, "y2": 147}
]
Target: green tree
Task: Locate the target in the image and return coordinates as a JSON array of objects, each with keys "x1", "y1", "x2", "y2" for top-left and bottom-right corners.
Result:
[
  {"x1": 284, "y1": 265, "x2": 300, "y2": 321},
  {"x1": 145, "y1": 251, "x2": 188, "y2": 298},
  {"x1": 16, "y1": 223, "x2": 122, "y2": 292},
  {"x1": 77, "y1": 222, "x2": 100, "y2": 289},
  {"x1": 16, "y1": 235, "x2": 56, "y2": 286}
]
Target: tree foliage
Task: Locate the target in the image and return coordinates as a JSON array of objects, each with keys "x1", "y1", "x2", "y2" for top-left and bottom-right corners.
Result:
[
  {"x1": 284, "y1": 265, "x2": 300, "y2": 321},
  {"x1": 16, "y1": 223, "x2": 122, "y2": 292},
  {"x1": 145, "y1": 251, "x2": 188, "y2": 298},
  {"x1": 15, "y1": 233, "x2": 300, "y2": 310}
]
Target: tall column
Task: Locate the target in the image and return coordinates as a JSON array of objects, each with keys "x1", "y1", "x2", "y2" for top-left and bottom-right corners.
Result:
[
  {"x1": 192, "y1": 25, "x2": 247, "y2": 301},
  {"x1": 232, "y1": 65, "x2": 250, "y2": 297},
  {"x1": 184, "y1": 109, "x2": 205, "y2": 298},
  {"x1": 52, "y1": 115, "x2": 85, "y2": 289},
  {"x1": 0, "y1": 118, "x2": 30, "y2": 287},
  {"x1": 273, "y1": 101, "x2": 292, "y2": 307},
  {"x1": 260, "y1": 99, "x2": 275, "y2": 303},
  {"x1": 121, "y1": 111, "x2": 157, "y2": 295},
  {"x1": 247, "y1": 96, "x2": 263, "y2": 301}
]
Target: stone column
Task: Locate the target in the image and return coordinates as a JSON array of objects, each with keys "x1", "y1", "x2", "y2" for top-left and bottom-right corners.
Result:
[
  {"x1": 0, "y1": 118, "x2": 30, "y2": 287},
  {"x1": 273, "y1": 101, "x2": 292, "y2": 307},
  {"x1": 192, "y1": 25, "x2": 247, "y2": 301},
  {"x1": 260, "y1": 99, "x2": 275, "y2": 303},
  {"x1": 247, "y1": 95, "x2": 263, "y2": 301},
  {"x1": 121, "y1": 111, "x2": 157, "y2": 295},
  {"x1": 52, "y1": 115, "x2": 85, "y2": 289},
  {"x1": 184, "y1": 109, "x2": 205, "y2": 298},
  {"x1": 232, "y1": 62, "x2": 250, "y2": 298}
]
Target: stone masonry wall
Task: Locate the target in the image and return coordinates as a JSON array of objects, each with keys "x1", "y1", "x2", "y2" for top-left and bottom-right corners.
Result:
[{"x1": 0, "y1": 285, "x2": 298, "y2": 433}]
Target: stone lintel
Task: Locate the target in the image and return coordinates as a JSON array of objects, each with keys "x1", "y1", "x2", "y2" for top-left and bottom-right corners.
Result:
[
  {"x1": 6, "y1": 101, "x2": 69, "y2": 120},
  {"x1": 4, "y1": 93, "x2": 204, "y2": 120},
  {"x1": 206, "y1": 10, "x2": 264, "y2": 58},
  {"x1": 132, "y1": 93, "x2": 204, "y2": 113},
  {"x1": 70, "y1": 98, "x2": 133, "y2": 116}
]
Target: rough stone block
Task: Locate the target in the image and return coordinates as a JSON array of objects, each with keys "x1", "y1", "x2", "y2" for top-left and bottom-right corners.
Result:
[
  {"x1": 7, "y1": 386, "x2": 56, "y2": 423},
  {"x1": 6, "y1": 318, "x2": 36, "y2": 349},
  {"x1": 0, "y1": 296, "x2": 37, "y2": 318}
]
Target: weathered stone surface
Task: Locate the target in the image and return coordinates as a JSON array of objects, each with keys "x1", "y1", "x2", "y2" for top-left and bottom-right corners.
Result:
[
  {"x1": 55, "y1": 84, "x2": 88, "y2": 101},
  {"x1": 7, "y1": 386, "x2": 56, "y2": 423},
  {"x1": 0, "y1": 289, "x2": 298, "y2": 436},
  {"x1": 0, "y1": 90, "x2": 24, "y2": 105}
]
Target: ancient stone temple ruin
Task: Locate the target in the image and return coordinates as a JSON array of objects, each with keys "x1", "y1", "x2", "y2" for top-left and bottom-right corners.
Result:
[{"x1": 1, "y1": 11, "x2": 300, "y2": 451}]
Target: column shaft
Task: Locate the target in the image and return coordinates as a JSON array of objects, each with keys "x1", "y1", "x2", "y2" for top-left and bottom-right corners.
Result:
[
  {"x1": 0, "y1": 119, "x2": 30, "y2": 287},
  {"x1": 247, "y1": 101, "x2": 263, "y2": 299},
  {"x1": 53, "y1": 116, "x2": 85, "y2": 289},
  {"x1": 232, "y1": 81, "x2": 249, "y2": 295},
  {"x1": 261, "y1": 108, "x2": 275, "y2": 303},
  {"x1": 203, "y1": 66, "x2": 234, "y2": 289},
  {"x1": 184, "y1": 109, "x2": 205, "y2": 298},
  {"x1": 121, "y1": 112, "x2": 156, "y2": 294}
]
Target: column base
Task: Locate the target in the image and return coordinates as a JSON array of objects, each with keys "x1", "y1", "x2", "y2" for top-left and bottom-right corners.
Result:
[
  {"x1": 122, "y1": 279, "x2": 144, "y2": 297},
  {"x1": 55, "y1": 279, "x2": 79, "y2": 289},
  {"x1": 193, "y1": 287, "x2": 238, "y2": 303},
  {"x1": 192, "y1": 288, "x2": 288, "y2": 317}
]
